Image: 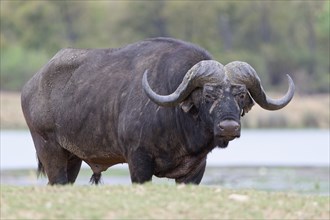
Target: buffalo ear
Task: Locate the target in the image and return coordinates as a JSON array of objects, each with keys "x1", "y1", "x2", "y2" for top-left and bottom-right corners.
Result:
[
  {"x1": 180, "y1": 99, "x2": 199, "y2": 118},
  {"x1": 180, "y1": 99, "x2": 194, "y2": 113},
  {"x1": 242, "y1": 93, "x2": 255, "y2": 116},
  {"x1": 179, "y1": 89, "x2": 201, "y2": 114}
]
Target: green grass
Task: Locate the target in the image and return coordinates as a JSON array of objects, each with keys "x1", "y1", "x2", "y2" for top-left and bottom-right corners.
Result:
[{"x1": 1, "y1": 184, "x2": 329, "y2": 219}]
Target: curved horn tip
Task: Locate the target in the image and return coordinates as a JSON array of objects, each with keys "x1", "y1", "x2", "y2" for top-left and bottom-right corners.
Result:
[
  {"x1": 142, "y1": 70, "x2": 150, "y2": 89},
  {"x1": 143, "y1": 69, "x2": 148, "y2": 80},
  {"x1": 286, "y1": 74, "x2": 295, "y2": 91},
  {"x1": 141, "y1": 69, "x2": 179, "y2": 107},
  {"x1": 263, "y1": 73, "x2": 295, "y2": 110},
  {"x1": 285, "y1": 74, "x2": 295, "y2": 100}
]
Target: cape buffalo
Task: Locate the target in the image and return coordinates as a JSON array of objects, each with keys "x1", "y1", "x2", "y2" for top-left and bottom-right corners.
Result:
[{"x1": 21, "y1": 37, "x2": 294, "y2": 185}]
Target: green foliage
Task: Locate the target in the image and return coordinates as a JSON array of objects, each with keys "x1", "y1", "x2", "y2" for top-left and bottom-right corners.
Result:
[
  {"x1": 1, "y1": 1, "x2": 329, "y2": 93},
  {"x1": 0, "y1": 46, "x2": 49, "y2": 90}
]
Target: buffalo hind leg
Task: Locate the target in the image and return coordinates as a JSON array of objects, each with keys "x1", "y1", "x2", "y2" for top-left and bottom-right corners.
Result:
[
  {"x1": 31, "y1": 132, "x2": 69, "y2": 185},
  {"x1": 128, "y1": 148, "x2": 154, "y2": 184}
]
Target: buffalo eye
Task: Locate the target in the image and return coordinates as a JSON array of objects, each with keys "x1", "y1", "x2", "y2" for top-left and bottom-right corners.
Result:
[
  {"x1": 203, "y1": 85, "x2": 221, "y2": 102},
  {"x1": 204, "y1": 94, "x2": 214, "y2": 102},
  {"x1": 239, "y1": 93, "x2": 246, "y2": 100},
  {"x1": 235, "y1": 92, "x2": 246, "y2": 102},
  {"x1": 237, "y1": 94, "x2": 247, "y2": 116},
  {"x1": 231, "y1": 84, "x2": 247, "y2": 103},
  {"x1": 235, "y1": 92, "x2": 248, "y2": 113},
  {"x1": 203, "y1": 91, "x2": 216, "y2": 103}
]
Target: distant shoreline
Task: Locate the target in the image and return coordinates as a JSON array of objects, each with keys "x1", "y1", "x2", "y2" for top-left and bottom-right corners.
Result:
[{"x1": 1, "y1": 91, "x2": 329, "y2": 129}]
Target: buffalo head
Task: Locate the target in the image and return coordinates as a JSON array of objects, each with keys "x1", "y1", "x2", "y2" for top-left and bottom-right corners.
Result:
[{"x1": 142, "y1": 60, "x2": 295, "y2": 148}]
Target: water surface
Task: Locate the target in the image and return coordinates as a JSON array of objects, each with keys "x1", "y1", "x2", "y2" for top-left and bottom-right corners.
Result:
[
  {"x1": 1, "y1": 129, "x2": 329, "y2": 169},
  {"x1": 1, "y1": 129, "x2": 329, "y2": 194}
]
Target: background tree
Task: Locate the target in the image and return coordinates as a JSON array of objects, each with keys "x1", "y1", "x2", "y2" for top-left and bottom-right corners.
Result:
[{"x1": 1, "y1": 0, "x2": 328, "y2": 93}]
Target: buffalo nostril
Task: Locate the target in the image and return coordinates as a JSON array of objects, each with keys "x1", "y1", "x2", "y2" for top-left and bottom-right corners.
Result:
[{"x1": 218, "y1": 120, "x2": 240, "y2": 133}]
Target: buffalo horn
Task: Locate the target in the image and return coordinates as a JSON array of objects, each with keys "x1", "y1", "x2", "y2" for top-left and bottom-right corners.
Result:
[
  {"x1": 142, "y1": 60, "x2": 225, "y2": 107},
  {"x1": 225, "y1": 61, "x2": 295, "y2": 110}
]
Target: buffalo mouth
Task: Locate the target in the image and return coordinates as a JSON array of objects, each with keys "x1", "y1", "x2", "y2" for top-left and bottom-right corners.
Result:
[
  {"x1": 213, "y1": 135, "x2": 240, "y2": 148},
  {"x1": 213, "y1": 119, "x2": 241, "y2": 147}
]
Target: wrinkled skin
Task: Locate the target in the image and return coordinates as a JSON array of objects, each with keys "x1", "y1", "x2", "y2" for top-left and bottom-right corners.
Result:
[
  {"x1": 21, "y1": 37, "x2": 293, "y2": 185},
  {"x1": 179, "y1": 83, "x2": 251, "y2": 148},
  {"x1": 198, "y1": 83, "x2": 252, "y2": 147}
]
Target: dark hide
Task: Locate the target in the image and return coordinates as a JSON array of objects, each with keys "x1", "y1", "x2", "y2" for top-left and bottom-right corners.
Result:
[{"x1": 21, "y1": 38, "x2": 249, "y2": 185}]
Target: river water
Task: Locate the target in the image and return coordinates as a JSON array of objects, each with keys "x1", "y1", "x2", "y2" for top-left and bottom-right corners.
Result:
[
  {"x1": 1, "y1": 129, "x2": 329, "y2": 169},
  {"x1": 1, "y1": 129, "x2": 329, "y2": 194}
]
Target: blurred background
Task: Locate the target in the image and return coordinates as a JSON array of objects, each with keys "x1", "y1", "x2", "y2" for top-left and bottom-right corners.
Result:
[
  {"x1": 0, "y1": 1, "x2": 329, "y2": 193},
  {"x1": 1, "y1": 0, "x2": 329, "y2": 93}
]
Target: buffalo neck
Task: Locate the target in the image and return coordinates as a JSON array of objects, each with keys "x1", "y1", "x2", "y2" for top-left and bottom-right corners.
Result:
[{"x1": 175, "y1": 107, "x2": 215, "y2": 156}]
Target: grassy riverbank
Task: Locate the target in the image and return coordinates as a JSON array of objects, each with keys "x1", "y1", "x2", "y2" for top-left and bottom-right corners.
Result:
[
  {"x1": 2, "y1": 167, "x2": 329, "y2": 195},
  {"x1": 1, "y1": 91, "x2": 329, "y2": 129},
  {"x1": 1, "y1": 184, "x2": 329, "y2": 219}
]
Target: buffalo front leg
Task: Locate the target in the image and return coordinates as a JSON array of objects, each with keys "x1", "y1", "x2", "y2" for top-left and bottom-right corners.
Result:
[
  {"x1": 67, "y1": 154, "x2": 82, "y2": 184},
  {"x1": 175, "y1": 160, "x2": 206, "y2": 185},
  {"x1": 128, "y1": 148, "x2": 154, "y2": 184}
]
